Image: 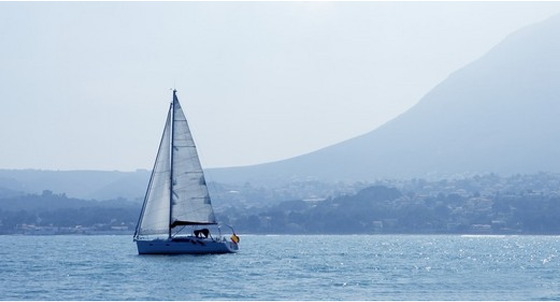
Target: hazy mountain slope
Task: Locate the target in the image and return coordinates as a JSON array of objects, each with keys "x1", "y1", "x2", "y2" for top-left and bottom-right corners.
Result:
[
  {"x1": 3, "y1": 14, "x2": 560, "y2": 192},
  {"x1": 0, "y1": 169, "x2": 150, "y2": 200},
  {"x1": 208, "y1": 14, "x2": 560, "y2": 184}
]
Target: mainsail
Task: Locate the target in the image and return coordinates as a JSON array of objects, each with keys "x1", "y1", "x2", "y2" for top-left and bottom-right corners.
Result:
[
  {"x1": 169, "y1": 92, "x2": 216, "y2": 226},
  {"x1": 135, "y1": 90, "x2": 216, "y2": 239}
]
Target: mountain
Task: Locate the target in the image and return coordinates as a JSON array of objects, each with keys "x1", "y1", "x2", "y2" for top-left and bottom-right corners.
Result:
[
  {"x1": 0, "y1": 169, "x2": 150, "y2": 200},
  {"x1": 208, "y1": 14, "x2": 560, "y2": 184},
  {"x1": 3, "y1": 15, "x2": 560, "y2": 192}
]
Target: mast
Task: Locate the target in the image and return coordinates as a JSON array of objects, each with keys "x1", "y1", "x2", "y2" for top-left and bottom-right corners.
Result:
[{"x1": 168, "y1": 89, "x2": 177, "y2": 239}]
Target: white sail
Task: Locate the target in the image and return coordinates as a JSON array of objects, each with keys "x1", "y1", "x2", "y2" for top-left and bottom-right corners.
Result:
[
  {"x1": 135, "y1": 91, "x2": 216, "y2": 239},
  {"x1": 135, "y1": 107, "x2": 172, "y2": 237},
  {"x1": 170, "y1": 93, "x2": 217, "y2": 226}
]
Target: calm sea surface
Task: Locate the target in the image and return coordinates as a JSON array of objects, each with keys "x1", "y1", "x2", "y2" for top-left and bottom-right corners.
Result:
[{"x1": 1, "y1": 234, "x2": 559, "y2": 301}]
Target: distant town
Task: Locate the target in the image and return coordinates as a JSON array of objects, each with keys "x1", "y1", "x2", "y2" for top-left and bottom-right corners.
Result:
[{"x1": 2, "y1": 172, "x2": 560, "y2": 235}]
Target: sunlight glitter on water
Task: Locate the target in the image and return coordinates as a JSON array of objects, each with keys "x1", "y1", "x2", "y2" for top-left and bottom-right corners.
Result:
[{"x1": 1, "y1": 234, "x2": 560, "y2": 300}]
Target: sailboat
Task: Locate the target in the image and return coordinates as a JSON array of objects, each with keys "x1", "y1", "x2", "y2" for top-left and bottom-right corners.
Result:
[{"x1": 133, "y1": 89, "x2": 239, "y2": 254}]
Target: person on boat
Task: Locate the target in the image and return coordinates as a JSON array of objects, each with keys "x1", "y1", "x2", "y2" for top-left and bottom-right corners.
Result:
[{"x1": 194, "y1": 228, "x2": 210, "y2": 238}]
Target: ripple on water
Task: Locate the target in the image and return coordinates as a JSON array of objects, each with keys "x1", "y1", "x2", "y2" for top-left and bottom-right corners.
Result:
[{"x1": 1, "y1": 234, "x2": 560, "y2": 300}]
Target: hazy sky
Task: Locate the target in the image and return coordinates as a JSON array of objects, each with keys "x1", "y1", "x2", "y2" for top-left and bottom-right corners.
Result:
[{"x1": 2, "y1": 1, "x2": 560, "y2": 171}]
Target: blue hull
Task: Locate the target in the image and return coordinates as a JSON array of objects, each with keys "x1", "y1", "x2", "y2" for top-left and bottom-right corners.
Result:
[{"x1": 135, "y1": 237, "x2": 239, "y2": 255}]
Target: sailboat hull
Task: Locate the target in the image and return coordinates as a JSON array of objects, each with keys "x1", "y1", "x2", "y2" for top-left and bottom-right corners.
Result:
[{"x1": 135, "y1": 237, "x2": 239, "y2": 255}]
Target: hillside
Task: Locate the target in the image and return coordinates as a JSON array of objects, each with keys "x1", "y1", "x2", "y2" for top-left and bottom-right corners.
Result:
[
  {"x1": 3, "y1": 172, "x2": 560, "y2": 235},
  {"x1": 0, "y1": 169, "x2": 150, "y2": 200},
  {"x1": 208, "y1": 13, "x2": 560, "y2": 184}
]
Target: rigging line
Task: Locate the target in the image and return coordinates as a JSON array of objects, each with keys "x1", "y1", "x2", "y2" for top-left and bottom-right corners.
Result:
[{"x1": 171, "y1": 225, "x2": 187, "y2": 237}]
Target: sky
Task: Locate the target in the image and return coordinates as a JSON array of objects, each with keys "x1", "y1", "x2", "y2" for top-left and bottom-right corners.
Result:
[{"x1": 2, "y1": 1, "x2": 560, "y2": 172}]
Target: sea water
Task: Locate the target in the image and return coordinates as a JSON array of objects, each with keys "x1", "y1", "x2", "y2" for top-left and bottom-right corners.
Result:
[{"x1": 1, "y1": 234, "x2": 559, "y2": 301}]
